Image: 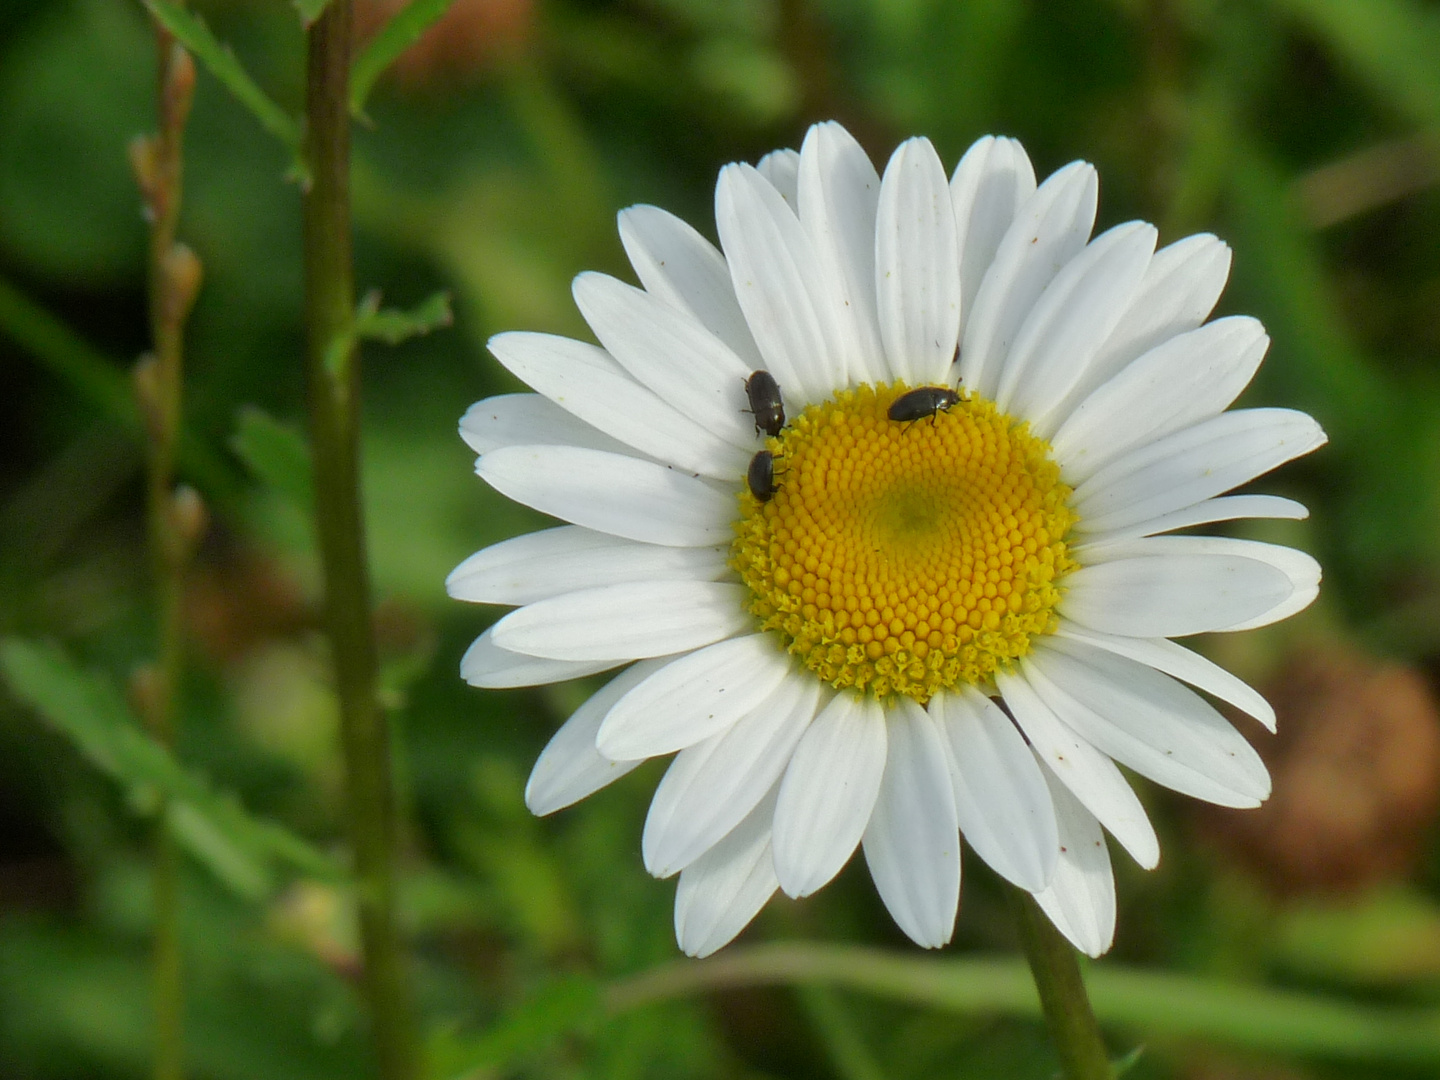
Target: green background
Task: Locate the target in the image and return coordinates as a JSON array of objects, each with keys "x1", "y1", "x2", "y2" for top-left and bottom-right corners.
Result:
[{"x1": 3, "y1": 0, "x2": 1440, "y2": 1076}]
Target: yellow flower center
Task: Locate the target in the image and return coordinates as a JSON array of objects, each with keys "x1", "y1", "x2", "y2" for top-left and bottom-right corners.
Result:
[{"x1": 730, "y1": 382, "x2": 1078, "y2": 704}]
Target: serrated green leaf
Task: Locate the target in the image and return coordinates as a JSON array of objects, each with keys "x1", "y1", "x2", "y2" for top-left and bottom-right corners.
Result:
[
  {"x1": 291, "y1": 0, "x2": 333, "y2": 26},
  {"x1": 354, "y1": 290, "x2": 453, "y2": 346},
  {"x1": 230, "y1": 406, "x2": 314, "y2": 513},
  {"x1": 0, "y1": 638, "x2": 341, "y2": 897},
  {"x1": 349, "y1": 0, "x2": 459, "y2": 118},
  {"x1": 141, "y1": 0, "x2": 305, "y2": 176},
  {"x1": 427, "y1": 975, "x2": 603, "y2": 1079}
]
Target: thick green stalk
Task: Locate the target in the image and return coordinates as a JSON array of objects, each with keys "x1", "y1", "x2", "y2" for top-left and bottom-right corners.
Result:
[
  {"x1": 302, "y1": 6, "x2": 417, "y2": 1079},
  {"x1": 1009, "y1": 886, "x2": 1114, "y2": 1080}
]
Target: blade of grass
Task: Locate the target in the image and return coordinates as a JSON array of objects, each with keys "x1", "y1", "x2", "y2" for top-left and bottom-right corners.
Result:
[
  {"x1": 0, "y1": 277, "x2": 234, "y2": 497},
  {"x1": 605, "y1": 943, "x2": 1440, "y2": 1065},
  {"x1": 0, "y1": 638, "x2": 342, "y2": 895}
]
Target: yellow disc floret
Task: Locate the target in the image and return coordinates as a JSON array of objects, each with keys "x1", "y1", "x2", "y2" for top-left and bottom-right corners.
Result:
[{"x1": 731, "y1": 382, "x2": 1078, "y2": 703}]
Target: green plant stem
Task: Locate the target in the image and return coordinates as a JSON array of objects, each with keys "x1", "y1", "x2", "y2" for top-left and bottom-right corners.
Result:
[
  {"x1": 302, "y1": 5, "x2": 417, "y2": 1079},
  {"x1": 137, "y1": 25, "x2": 198, "y2": 1080},
  {"x1": 1009, "y1": 886, "x2": 1113, "y2": 1080}
]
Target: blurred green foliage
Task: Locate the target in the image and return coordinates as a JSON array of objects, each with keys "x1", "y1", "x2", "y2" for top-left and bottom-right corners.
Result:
[{"x1": 3, "y1": 0, "x2": 1440, "y2": 1077}]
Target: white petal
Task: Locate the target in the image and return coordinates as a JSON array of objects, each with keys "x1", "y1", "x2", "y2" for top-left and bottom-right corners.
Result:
[
  {"x1": 525, "y1": 659, "x2": 671, "y2": 815},
  {"x1": 1052, "y1": 317, "x2": 1270, "y2": 483},
  {"x1": 1030, "y1": 765, "x2": 1116, "y2": 958},
  {"x1": 757, "y1": 148, "x2": 800, "y2": 210},
  {"x1": 597, "y1": 633, "x2": 794, "y2": 760},
  {"x1": 459, "y1": 394, "x2": 636, "y2": 457},
  {"x1": 716, "y1": 163, "x2": 851, "y2": 403},
  {"x1": 643, "y1": 675, "x2": 821, "y2": 876},
  {"x1": 572, "y1": 272, "x2": 756, "y2": 449},
  {"x1": 1055, "y1": 622, "x2": 1276, "y2": 731},
  {"x1": 950, "y1": 136, "x2": 1037, "y2": 341},
  {"x1": 1060, "y1": 546, "x2": 1294, "y2": 639},
  {"x1": 1075, "y1": 535, "x2": 1321, "y2": 633},
  {"x1": 932, "y1": 687, "x2": 1058, "y2": 892},
  {"x1": 1026, "y1": 640, "x2": 1270, "y2": 808},
  {"x1": 875, "y1": 137, "x2": 963, "y2": 386},
  {"x1": 447, "y1": 526, "x2": 728, "y2": 606},
  {"x1": 997, "y1": 221, "x2": 1157, "y2": 434},
  {"x1": 958, "y1": 161, "x2": 1097, "y2": 400},
  {"x1": 1078, "y1": 494, "x2": 1309, "y2": 545},
  {"x1": 675, "y1": 786, "x2": 780, "y2": 958},
  {"x1": 459, "y1": 628, "x2": 620, "y2": 689},
  {"x1": 491, "y1": 581, "x2": 750, "y2": 662},
  {"x1": 617, "y1": 204, "x2": 765, "y2": 368},
  {"x1": 773, "y1": 694, "x2": 888, "y2": 897},
  {"x1": 1071, "y1": 408, "x2": 1327, "y2": 535},
  {"x1": 861, "y1": 698, "x2": 961, "y2": 948},
  {"x1": 997, "y1": 668, "x2": 1159, "y2": 869},
  {"x1": 1082, "y1": 232, "x2": 1232, "y2": 398},
  {"x1": 488, "y1": 331, "x2": 744, "y2": 479},
  {"x1": 798, "y1": 122, "x2": 886, "y2": 383},
  {"x1": 477, "y1": 445, "x2": 733, "y2": 548}
]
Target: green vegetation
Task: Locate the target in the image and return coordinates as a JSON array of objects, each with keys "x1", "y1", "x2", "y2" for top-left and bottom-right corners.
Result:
[{"x1": 2, "y1": 0, "x2": 1440, "y2": 1077}]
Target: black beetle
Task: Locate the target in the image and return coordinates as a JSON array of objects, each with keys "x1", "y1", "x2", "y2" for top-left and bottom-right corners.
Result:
[
  {"x1": 887, "y1": 385, "x2": 960, "y2": 425},
  {"x1": 744, "y1": 370, "x2": 786, "y2": 438},
  {"x1": 746, "y1": 449, "x2": 780, "y2": 502}
]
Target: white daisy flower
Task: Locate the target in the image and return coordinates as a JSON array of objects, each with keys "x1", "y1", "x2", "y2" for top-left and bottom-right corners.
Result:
[{"x1": 449, "y1": 122, "x2": 1326, "y2": 959}]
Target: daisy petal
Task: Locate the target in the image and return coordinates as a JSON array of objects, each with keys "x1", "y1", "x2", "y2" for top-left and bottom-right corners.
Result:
[
  {"x1": 477, "y1": 445, "x2": 733, "y2": 548},
  {"x1": 1027, "y1": 640, "x2": 1271, "y2": 807},
  {"x1": 798, "y1": 122, "x2": 886, "y2": 383},
  {"x1": 491, "y1": 581, "x2": 751, "y2": 662},
  {"x1": 874, "y1": 137, "x2": 963, "y2": 387},
  {"x1": 998, "y1": 221, "x2": 1157, "y2": 434},
  {"x1": 951, "y1": 136, "x2": 1037, "y2": 341},
  {"x1": 617, "y1": 204, "x2": 765, "y2": 368},
  {"x1": 958, "y1": 161, "x2": 1098, "y2": 400},
  {"x1": 757, "y1": 148, "x2": 800, "y2": 210},
  {"x1": 1079, "y1": 493, "x2": 1309, "y2": 545},
  {"x1": 525, "y1": 658, "x2": 671, "y2": 815},
  {"x1": 488, "y1": 332, "x2": 743, "y2": 478},
  {"x1": 716, "y1": 163, "x2": 852, "y2": 403},
  {"x1": 1071, "y1": 408, "x2": 1327, "y2": 535},
  {"x1": 1060, "y1": 546, "x2": 1294, "y2": 639},
  {"x1": 1081, "y1": 233, "x2": 1232, "y2": 397},
  {"x1": 861, "y1": 698, "x2": 961, "y2": 948},
  {"x1": 1056, "y1": 622, "x2": 1276, "y2": 731},
  {"x1": 447, "y1": 526, "x2": 728, "y2": 606},
  {"x1": 932, "y1": 687, "x2": 1058, "y2": 892},
  {"x1": 1074, "y1": 535, "x2": 1321, "y2": 634},
  {"x1": 459, "y1": 394, "x2": 637, "y2": 457},
  {"x1": 459, "y1": 628, "x2": 620, "y2": 689},
  {"x1": 1052, "y1": 316, "x2": 1270, "y2": 482},
  {"x1": 675, "y1": 786, "x2": 781, "y2": 958},
  {"x1": 1030, "y1": 765, "x2": 1116, "y2": 958},
  {"x1": 997, "y1": 668, "x2": 1159, "y2": 869},
  {"x1": 643, "y1": 675, "x2": 821, "y2": 877},
  {"x1": 597, "y1": 633, "x2": 794, "y2": 760},
  {"x1": 573, "y1": 272, "x2": 756, "y2": 449},
  {"x1": 773, "y1": 694, "x2": 888, "y2": 897}
]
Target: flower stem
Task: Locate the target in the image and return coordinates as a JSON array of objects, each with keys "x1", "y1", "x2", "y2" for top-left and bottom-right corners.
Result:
[
  {"x1": 302, "y1": 5, "x2": 417, "y2": 1079},
  {"x1": 1008, "y1": 885, "x2": 1114, "y2": 1080},
  {"x1": 133, "y1": 21, "x2": 203, "y2": 1080}
]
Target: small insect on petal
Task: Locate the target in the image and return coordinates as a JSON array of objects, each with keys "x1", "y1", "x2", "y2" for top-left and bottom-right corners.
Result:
[
  {"x1": 887, "y1": 385, "x2": 961, "y2": 424},
  {"x1": 744, "y1": 370, "x2": 786, "y2": 438},
  {"x1": 747, "y1": 449, "x2": 779, "y2": 502}
]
